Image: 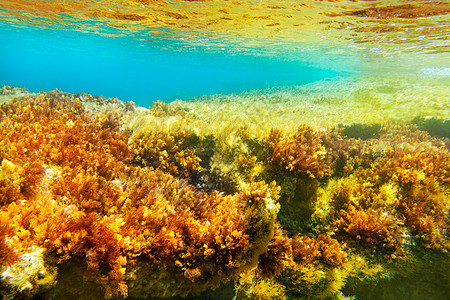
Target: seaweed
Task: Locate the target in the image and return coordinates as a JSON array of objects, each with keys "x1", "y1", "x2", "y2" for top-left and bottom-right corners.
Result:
[
  {"x1": 131, "y1": 129, "x2": 204, "y2": 179},
  {"x1": 291, "y1": 234, "x2": 347, "y2": 268},
  {"x1": 266, "y1": 125, "x2": 331, "y2": 179},
  {"x1": 0, "y1": 91, "x2": 282, "y2": 298},
  {"x1": 1, "y1": 89, "x2": 449, "y2": 299},
  {"x1": 334, "y1": 205, "x2": 403, "y2": 259},
  {"x1": 258, "y1": 223, "x2": 291, "y2": 279}
]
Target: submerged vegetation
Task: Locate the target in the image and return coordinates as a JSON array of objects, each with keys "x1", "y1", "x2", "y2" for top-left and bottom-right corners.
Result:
[
  {"x1": 1, "y1": 0, "x2": 449, "y2": 298},
  {"x1": 0, "y1": 85, "x2": 449, "y2": 299}
]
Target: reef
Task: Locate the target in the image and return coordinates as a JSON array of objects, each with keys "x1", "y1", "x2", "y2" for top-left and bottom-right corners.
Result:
[{"x1": 0, "y1": 87, "x2": 449, "y2": 299}]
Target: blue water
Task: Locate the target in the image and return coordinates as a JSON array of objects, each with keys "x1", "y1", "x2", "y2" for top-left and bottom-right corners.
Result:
[{"x1": 0, "y1": 25, "x2": 339, "y2": 106}]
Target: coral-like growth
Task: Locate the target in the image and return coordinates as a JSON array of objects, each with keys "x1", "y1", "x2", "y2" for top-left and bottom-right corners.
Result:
[
  {"x1": 360, "y1": 129, "x2": 450, "y2": 252},
  {"x1": 322, "y1": 130, "x2": 377, "y2": 177},
  {"x1": 291, "y1": 234, "x2": 347, "y2": 268},
  {"x1": 121, "y1": 178, "x2": 280, "y2": 298},
  {"x1": 45, "y1": 211, "x2": 127, "y2": 292},
  {"x1": 1, "y1": 88, "x2": 449, "y2": 299},
  {"x1": 0, "y1": 159, "x2": 22, "y2": 206},
  {"x1": 266, "y1": 125, "x2": 331, "y2": 179},
  {"x1": 236, "y1": 229, "x2": 350, "y2": 300},
  {"x1": 0, "y1": 85, "x2": 27, "y2": 96},
  {"x1": 314, "y1": 123, "x2": 450, "y2": 255},
  {"x1": 276, "y1": 258, "x2": 350, "y2": 300}
]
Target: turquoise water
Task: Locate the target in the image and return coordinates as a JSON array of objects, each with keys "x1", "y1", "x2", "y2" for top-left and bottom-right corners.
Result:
[{"x1": 0, "y1": 24, "x2": 340, "y2": 105}]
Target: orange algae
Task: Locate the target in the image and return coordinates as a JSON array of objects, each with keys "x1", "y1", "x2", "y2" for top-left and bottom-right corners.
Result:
[
  {"x1": 291, "y1": 234, "x2": 347, "y2": 268},
  {"x1": 267, "y1": 125, "x2": 331, "y2": 179},
  {"x1": 399, "y1": 180, "x2": 449, "y2": 251},
  {"x1": 334, "y1": 205, "x2": 403, "y2": 258},
  {"x1": 132, "y1": 128, "x2": 204, "y2": 178},
  {"x1": 0, "y1": 91, "x2": 280, "y2": 298},
  {"x1": 257, "y1": 223, "x2": 292, "y2": 279},
  {"x1": 0, "y1": 221, "x2": 17, "y2": 266}
]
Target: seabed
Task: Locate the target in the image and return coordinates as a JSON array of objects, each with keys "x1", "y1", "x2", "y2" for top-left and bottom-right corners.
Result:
[{"x1": 0, "y1": 72, "x2": 449, "y2": 299}]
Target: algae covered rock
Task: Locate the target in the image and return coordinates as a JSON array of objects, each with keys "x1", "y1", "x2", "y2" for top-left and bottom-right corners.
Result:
[{"x1": 1, "y1": 88, "x2": 449, "y2": 299}]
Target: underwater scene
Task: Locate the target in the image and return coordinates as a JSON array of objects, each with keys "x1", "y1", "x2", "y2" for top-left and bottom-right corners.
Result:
[{"x1": 0, "y1": 1, "x2": 449, "y2": 299}]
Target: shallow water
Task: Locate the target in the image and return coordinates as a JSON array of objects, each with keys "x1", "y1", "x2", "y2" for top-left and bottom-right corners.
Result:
[
  {"x1": 1, "y1": 1, "x2": 448, "y2": 106},
  {"x1": 0, "y1": 1, "x2": 449, "y2": 300},
  {"x1": 0, "y1": 24, "x2": 339, "y2": 104}
]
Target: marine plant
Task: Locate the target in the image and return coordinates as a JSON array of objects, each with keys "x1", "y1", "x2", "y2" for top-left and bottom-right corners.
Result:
[
  {"x1": 131, "y1": 128, "x2": 204, "y2": 178},
  {"x1": 1, "y1": 87, "x2": 449, "y2": 299},
  {"x1": 371, "y1": 129, "x2": 450, "y2": 252},
  {"x1": 148, "y1": 100, "x2": 188, "y2": 118},
  {"x1": 333, "y1": 205, "x2": 403, "y2": 259},
  {"x1": 257, "y1": 223, "x2": 292, "y2": 279},
  {"x1": 234, "y1": 274, "x2": 288, "y2": 300},
  {"x1": 266, "y1": 125, "x2": 331, "y2": 179},
  {"x1": 291, "y1": 234, "x2": 347, "y2": 268},
  {"x1": 235, "y1": 231, "x2": 349, "y2": 300},
  {"x1": 398, "y1": 180, "x2": 449, "y2": 251},
  {"x1": 0, "y1": 91, "x2": 281, "y2": 298},
  {"x1": 0, "y1": 220, "x2": 17, "y2": 266},
  {"x1": 275, "y1": 234, "x2": 349, "y2": 300}
]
